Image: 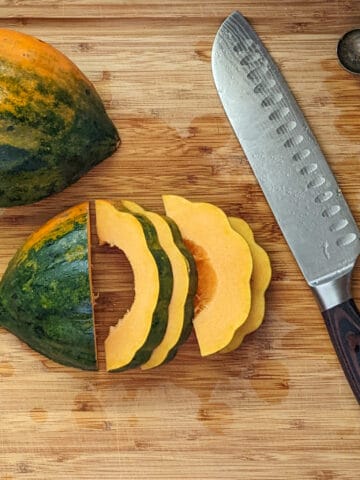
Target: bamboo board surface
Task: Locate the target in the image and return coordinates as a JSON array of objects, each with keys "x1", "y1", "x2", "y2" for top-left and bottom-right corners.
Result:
[{"x1": 0, "y1": 1, "x2": 359, "y2": 479}]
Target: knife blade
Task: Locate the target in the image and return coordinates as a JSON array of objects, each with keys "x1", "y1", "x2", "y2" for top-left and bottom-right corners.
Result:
[{"x1": 212, "y1": 11, "x2": 360, "y2": 402}]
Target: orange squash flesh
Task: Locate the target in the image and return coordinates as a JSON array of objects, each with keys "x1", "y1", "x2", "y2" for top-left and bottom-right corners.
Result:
[
  {"x1": 221, "y1": 217, "x2": 272, "y2": 353},
  {"x1": 122, "y1": 200, "x2": 195, "y2": 369},
  {"x1": 163, "y1": 195, "x2": 253, "y2": 356},
  {"x1": 95, "y1": 199, "x2": 172, "y2": 371}
]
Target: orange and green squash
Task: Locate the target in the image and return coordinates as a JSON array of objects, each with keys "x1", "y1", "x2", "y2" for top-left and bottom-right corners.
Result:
[
  {"x1": 163, "y1": 195, "x2": 253, "y2": 356},
  {"x1": 0, "y1": 202, "x2": 97, "y2": 370},
  {"x1": 95, "y1": 199, "x2": 173, "y2": 372},
  {"x1": 221, "y1": 217, "x2": 272, "y2": 353},
  {"x1": 0, "y1": 29, "x2": 119, "y2": 207},
  {"x1": 122, "y1": 200, "x2": 197, "y2": 369}
]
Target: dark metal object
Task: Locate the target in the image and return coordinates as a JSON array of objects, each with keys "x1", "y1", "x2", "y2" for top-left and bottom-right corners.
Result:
[{"x1": 337, "y1": 29, "x2": 360, "y2": 74}]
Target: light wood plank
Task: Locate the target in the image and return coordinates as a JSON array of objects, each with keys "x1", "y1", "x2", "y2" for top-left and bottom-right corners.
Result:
[{"x1": 0, "y1": 2, "x2": 359, "y2": 479}]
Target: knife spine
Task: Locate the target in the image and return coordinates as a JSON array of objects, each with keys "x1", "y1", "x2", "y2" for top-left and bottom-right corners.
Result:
[{"x1": 223, "y1": 14, "x2": 313, "y2": 156}]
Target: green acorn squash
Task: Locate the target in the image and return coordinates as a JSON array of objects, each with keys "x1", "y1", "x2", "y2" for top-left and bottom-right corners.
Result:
[
  {"x1": 95, "y1": 199, "x2": 173, "y2": 372},
  {"x1": 122, "y1": 200, "x2": 197, "y2": 369},
  {"x1": 0, "y1": 202, "x2": 97, "y2": 370},
  {"x1": 0, "y1": 29, "x2": 120, "y2": 207}
]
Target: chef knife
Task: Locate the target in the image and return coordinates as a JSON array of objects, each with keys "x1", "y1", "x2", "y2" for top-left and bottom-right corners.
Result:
[{"x1": 212, "y1": 11, "x2": 360, "y2": 402}]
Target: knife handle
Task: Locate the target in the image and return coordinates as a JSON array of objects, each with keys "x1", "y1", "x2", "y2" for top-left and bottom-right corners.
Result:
[{"x1": 322, "y1": 299, "x2": 360, "y2": 404}]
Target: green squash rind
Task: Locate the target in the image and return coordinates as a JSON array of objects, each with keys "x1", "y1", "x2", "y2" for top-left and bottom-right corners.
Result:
[
  {"x1": 107, "y1": 202, "x2": 173, "y2": 372},
  {"x1": 161, "y1": 215, "x2": 197, "y2": 365},
  {"x1": 0, "y1": 48, "x2": 119, "y2": 207},
  {"x1": 0, "y1": 204, "x2": 97, "y2": 370},
  {"x1": 120, "y1": 202, "x2": 197, "y2": 369}
]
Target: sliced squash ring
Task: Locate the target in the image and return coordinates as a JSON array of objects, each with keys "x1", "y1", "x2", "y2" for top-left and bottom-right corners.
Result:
[
  {"x1": 123, "y1": 200, "x2": 197, "y2": 369},
  {"x1": 163, "y1": 195, "x2": 253, "y2": 356},
  {"x1": 95, "y1": 199, "x2": 173, "y2": 371},
  {"x1": 221, "y1": 217, "x2": 271, "y2": 353}
]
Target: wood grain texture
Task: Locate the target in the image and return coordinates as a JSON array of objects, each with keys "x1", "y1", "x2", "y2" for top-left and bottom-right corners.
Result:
[{"x1": 0, "y1": 1, "x2": 359, "y2": 479}]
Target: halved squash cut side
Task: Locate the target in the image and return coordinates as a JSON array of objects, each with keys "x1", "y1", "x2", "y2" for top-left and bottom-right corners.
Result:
[
  {"x1": 221, "y1": 217, "x2": 272, "y2": 353},
  {"x1": 95, "y1": 199, "x2": 173, "y2": 371},
  {"x1": 162, "y1": 195, "x2": 253, "y2": 356},
  {"x1": 122, "y1": 200, "x2": 197, "y2": 369}
]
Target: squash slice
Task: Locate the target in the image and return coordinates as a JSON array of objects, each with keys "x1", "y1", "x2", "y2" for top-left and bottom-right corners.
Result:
[
  {"x1": 95, "y1": 199, "x2": 173, "y2": 371},
  {"x1": 0, "y1": 202, "x2": 97, "y2": 370},
  {"x1": 162, "y1": 195, "x2": 253, "y2": 356},
  {"x1": 221, "y1": 217, "x2": 272, "y2": 353},
  {"x1": 122, "y1": 200, "x2": 197, "y2": 369}
]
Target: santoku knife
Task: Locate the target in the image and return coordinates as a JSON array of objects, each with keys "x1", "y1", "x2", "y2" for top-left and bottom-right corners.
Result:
[{"x1": 212, "y1": 11, "x2": 360, "y2": 403}]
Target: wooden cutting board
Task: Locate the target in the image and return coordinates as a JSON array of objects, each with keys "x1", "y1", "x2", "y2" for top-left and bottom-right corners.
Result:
[{"x1": 0, "y1": 1, "x2": 359, "y2": 479}]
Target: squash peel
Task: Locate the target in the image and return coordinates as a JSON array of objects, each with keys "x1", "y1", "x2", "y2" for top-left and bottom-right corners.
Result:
[
  {"x1": 0, "y1": 202, "x2": 97, "y2": 370},
  {"x1": 0, "y1": 29, "x2": 119, "y2": 207}
]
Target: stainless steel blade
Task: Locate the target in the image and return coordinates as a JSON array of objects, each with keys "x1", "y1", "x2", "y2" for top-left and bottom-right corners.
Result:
[{"x1": 212, "y1": 12, "x2": 359, "y2": 300}]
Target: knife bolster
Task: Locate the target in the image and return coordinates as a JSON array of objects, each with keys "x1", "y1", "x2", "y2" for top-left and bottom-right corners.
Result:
[{"x1": 311, "y1": 268, "x2": 354, "y2": 312}]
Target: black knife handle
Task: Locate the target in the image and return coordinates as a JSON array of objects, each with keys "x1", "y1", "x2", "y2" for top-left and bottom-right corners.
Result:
[{"x1": 322, "y1": 299, "x2": 360, "y2": 404}]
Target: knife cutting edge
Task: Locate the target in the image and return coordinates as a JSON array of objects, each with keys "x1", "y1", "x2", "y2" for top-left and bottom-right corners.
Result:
[{"x1": 212, "y1": 11, "x2": 360, "y2": 403}]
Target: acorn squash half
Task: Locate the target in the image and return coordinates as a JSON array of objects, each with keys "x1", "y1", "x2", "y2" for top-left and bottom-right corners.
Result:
[
  {"x1": 0, "y1": 203, "x2": 97, "y2": 370},
  {"x1": 163, "y1": 195, "x2": 253, "y2": 356},
  {"x1": 0, "y1": 29, "x2": 119, "y2": 206},
  {"x1": 221, "y1": 217, "x2": 272, "y2": 353},
  {"x1": 95, "y1": 199, "x2": 173, "y2": 371},
  {"x1": 122, "y1": 200, "x2": 197, "y2": 369}
]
